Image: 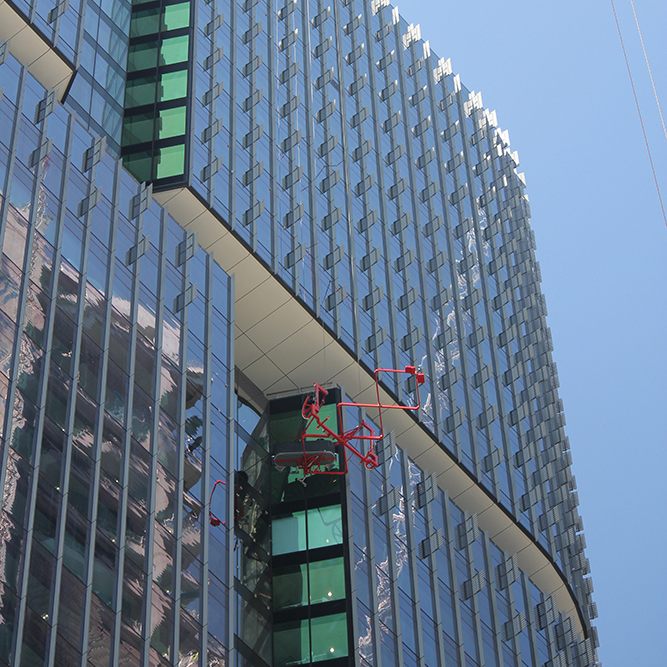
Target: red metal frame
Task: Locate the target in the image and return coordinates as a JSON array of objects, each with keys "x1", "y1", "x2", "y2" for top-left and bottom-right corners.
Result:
[
  {"x1": 295, "y1": 365, "x2": 425, "y2": 477},
  {"x1": 209, "y1": 479, "x2": 226, "y2": 526}
]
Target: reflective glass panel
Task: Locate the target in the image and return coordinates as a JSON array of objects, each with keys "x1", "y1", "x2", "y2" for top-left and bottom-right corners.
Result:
[
  {"x1": 125, "y1": 78, "x2": 157, "y2": 108},
  {"x1": 272, "y1": 511, "x2": 306, "y2": 555},
  {"x1": 156, "y1": 144, "x2": 185, "y2": 179},
  {"x1": 160, "y1": 36, "x2": 189, "y2": 65},
  {"x1": 159, "y1": 106, "x2": 186, "y2": 139},
  {"x1": 310, "y1": 613, "x2": 348, "y2": 662},
  {"x1": 160, "y1": 70, "x2": 187, "y2": 101},
  {"x1": 273, "y1": 620, "x2": 309, "y2": 667},
  {"x1": 162, "y1": 3, "x2": 189, "y2": 30},
  {"x1": 309, "y1": 558, "x2": 345, "y2": 605},
  {"x1": 273, "y1": 564, "x2": 307, "y2": 610},
  {"x1": 307, "y1": 505, "x2": 342, "y2": 550}
]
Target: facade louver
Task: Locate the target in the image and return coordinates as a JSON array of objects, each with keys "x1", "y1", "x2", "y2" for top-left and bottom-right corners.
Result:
[{"x1": 0, "y1": 0, "x2": 599, "y2": 666}]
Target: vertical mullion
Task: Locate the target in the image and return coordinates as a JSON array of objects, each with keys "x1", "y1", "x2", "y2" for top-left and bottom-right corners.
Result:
[
  {"x1": 139, "y1": 203, "x2": 168, "y2": 667},
  {"x1": 79, "y1": 158, "x2": 122, "y2": 666},
  {"x1": 7, "y1": 83, "x2": 61, "y2": 666},
  {"x1": 110, "y1": 183, "x2": 145, "y2": 665},
  {"x1": 45, "y1": 133, "x2": 99, "y2": 667}
]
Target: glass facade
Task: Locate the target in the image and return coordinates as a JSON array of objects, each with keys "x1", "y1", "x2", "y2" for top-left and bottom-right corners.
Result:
[{"x1": 0, "y1": 0, "x2": 600, "y2": 666}]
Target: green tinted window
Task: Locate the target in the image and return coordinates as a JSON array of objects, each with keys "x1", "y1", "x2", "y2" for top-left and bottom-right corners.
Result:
[
  {"x1": 156, "y1": 144, "x2": 185, "y2": 179},
  {"x1": 125, "y1": 78, "x2": 157, "y2": 107},
  {"x1": 160, "y1": 70, "x2": 188, "y2": 101},
  {"x1": 162, "y1": 3, "x2": 189, "y2": 30},
  {"x1": 273, "y1": 564, "x2": 307, "y2": 610},
  {"x1": 123, "y1": 152, "x2": 153, "y2": 183},
  {"x1": 160, "y1": 35, "x2": 189, "y2": 65},
  {"x1": 122, "y1": 112, "x2": 154, "y2": 146},
  {"x1": 130, "y1": 8, "x2": 160, "y2": 37},
  {"x1": 307, "y1": 505, "x2": 342, "y2": 549},
  {"x1": 309, "y1": 558, "x2": 345, "y2": 605},
  {"x1": 273, "y1": 620, "x2": 309, "y2": 667},
  {"x1": 272, "y1": 511, "x2": 306, "y2": 555},
  {"x1": 128, "y1": 42, "x2": 159, "y2": 72},
  {"x1": 159, "y1": 106, "x2": 186, "y2": 139},
  {"x1": 310, "y1": 613, "x2": 348, "y2": 662}
]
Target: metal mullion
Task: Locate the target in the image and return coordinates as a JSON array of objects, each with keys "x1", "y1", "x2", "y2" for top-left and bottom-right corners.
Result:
[
  {"x1": 225, "y1": 273, "x2": 235, "y2": 661},
  {"x1": 7, "y1": 86, "x2": 63, "y2": 667},
  {"x1": 461, "y1": 534, "x2": 486, "y2": 667},
  {"x1": 471, "y1": 127, "x2": 515, "y2": 504},
  {"x1": 422, "y1": 499, "x2": 446, "y2": 667},
  {"x1": 199, "y1": 253, "x2": 213, "y2": 667},
  {"x1": 170, "y1": 233, "x2": 191, "y2": 663},
  {"x1": 79, "y1": 159, "x2": 122, "y2": 667},
  {"x1": 503, "y1": 564, "x2": 521, "y2": 665},
  {"x1": 139, "y1": 204, "x2": 169, "y2": 667},
  {"x1": 380, "y1": 452, "x2": 404, "y2": 667},
  {"x1": 520, "y1": 574, "x2": 541, "y2": 667},
  {"x1": 227, "y1": 0, "x2": 237, "y2": 232},
  {"x1": 361, "y1": 1, "x2": 398, "y2": 374},
  {"x1": 331, "y1": 0, "x2": 360, "y2": 358},
  {"x1": 246, "y1": 0, "x2": 258, "y2": 254},
  {"x1": 441, "y1": 491, "x2": 466, "y2": 667},
  {"x1": 481, "y1": 532, "x2": 505, "y2": 667},
  {"x1": 457, "y1": 97, "x2": 508, "y2": 491},
  {"x1": 400, "y1": 40, "x2": 442, "y2": 438},
  {"x1": 361, "y1": 457, "x2": 383, "y2": 667},
  {"x1": 205, "y1": 0, "x2": 216, "y2": 208},
  {"x1": 44, "y1": 135, "x2": 100, "y2": 667},
  {"x1": 426, "y1": 70, "x2": 467, "y2": 464},
  {"x1": 266, "y1": 0, "x2": 279, "y2": 276},
  {"x1": 0, "y1": 74, "x2": 26, "y2": 525},
  {"x1": 0, "y1": 67, "x2": 28, "y2": 502},
  {"x1": 399, "y1": 452, "x2": 425, "y2": 667},
  {"x1": 299, "y1": 0, "x2": 320, "y2": 310},
  {"x1": 110, "y1": 188, "x2": 146, "y2": 666}
]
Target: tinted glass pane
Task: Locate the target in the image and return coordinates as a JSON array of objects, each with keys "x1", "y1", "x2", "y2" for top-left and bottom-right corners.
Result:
[
  {"x1": 128, "y1": 42, "x2": 159, "y2": 72},
  {"x1": 272, "y1": 511, "x2": 306, "y2": 555},
  {"x1": 125, "y1": 78, "x2": 157, "y2": 107},
  {"x1": 159, "y1": 106, "x2": 186, "y2": 139},
  {"x1": 273, "y1": 564, "x2": 307, "y2": 610},
  {"x1": 162, "y1": 3, "x2": 189, "y2": 30},
  {"x1": 160, "y1": 36, "x2": 189, "y2": 65},
  {"x1": 310, "y1": 613, "x2": 348, "y2": 662},
  {"x1": 307, "y1": 505, "x2": 342, "y2": 550},
  {"x1": 130, "y1": 8, "x2": 160, "y2": 37},
  {"x1": 273, "y1": 620, "x2": 309, "y2": 667},
  {"x1": 123, "y1": 152, "x2": 153, "y2": 183},
  {"x1": 309, "y1": 558, "x2": 345, "y2": 605},
  {"x1": 123, "y1": 112, "x2": 154, "y2": 146},
  {"x1": 156, "y1": 144, "x2": 185, "y2": 179},
  {"x1": 160, "y1": 70, "x2": 188, "y2": 101}
]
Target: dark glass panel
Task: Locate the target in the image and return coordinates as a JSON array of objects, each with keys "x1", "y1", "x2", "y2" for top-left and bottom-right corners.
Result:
[
  {"x1": 126, "y1": 77, "x2": 157, "y2": 108},
  {"x1": 123, "y1": 111, "x2": 155, "y2": 146},
  {"x1": 128, "y1": 41, "x2": 160, "y2": 73},
  {"x1": 130, "y1": 8, "x2": 160, "y2": 38}
]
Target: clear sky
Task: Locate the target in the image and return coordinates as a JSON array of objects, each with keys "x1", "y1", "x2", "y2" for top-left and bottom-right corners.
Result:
[{"x1": 402, "y1": 1, "x2": 667, "y2": 665}]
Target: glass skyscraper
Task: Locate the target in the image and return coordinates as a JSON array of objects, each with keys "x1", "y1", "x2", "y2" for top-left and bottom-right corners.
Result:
[{"x1": 0, "y1": 1, "x2": 599, "y2": 666}]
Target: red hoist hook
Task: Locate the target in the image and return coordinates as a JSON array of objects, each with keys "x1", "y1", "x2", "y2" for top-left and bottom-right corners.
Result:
[{"x1": 209, "y1": 479, "x2": 226, "y2": 527}]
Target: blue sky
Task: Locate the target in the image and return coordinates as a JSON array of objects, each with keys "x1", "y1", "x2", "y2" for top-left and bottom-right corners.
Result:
[{"x1": 403, "y1": 1, "x2": 667, "y2": 665}]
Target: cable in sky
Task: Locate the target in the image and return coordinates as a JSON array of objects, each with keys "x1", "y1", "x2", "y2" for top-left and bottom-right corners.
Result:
[
  {"x1": 610, "y1": 0, "x2": 667, "y2": 230},
  {"x1": 630, "y1": 0, "x2": 667, "y2": 144}
]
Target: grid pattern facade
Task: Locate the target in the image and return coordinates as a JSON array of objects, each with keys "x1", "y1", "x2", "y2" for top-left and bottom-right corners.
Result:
[
  {"x1": 0, "y1": 53, "x2": 234, "y2": 666},
  {"x1": 189, "y1": 0, "x2": 594, "y2": 625},
  {"x1": 0, "y1": 0, "x2": 600, "y2": 666}
]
